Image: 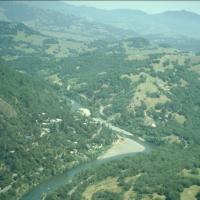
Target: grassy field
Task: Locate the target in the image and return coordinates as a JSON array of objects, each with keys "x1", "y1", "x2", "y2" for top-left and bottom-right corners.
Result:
[
  {"x1": 121, "y1": 61, "x2": 188, "y2": 126},
  {"x1": 180, "y1": 185, "x2": 200, "y2": 200},
  {"x1": 82, "y1": 177, "x2": 121, "y2": 200},
  {"x1": 41, "y1": 30, "x2": 91, "y2": 41},
  {"x1": 190, "y1": 64, "x2": 200, "y2": 74},
  {"x1": 180, "y1": 168, "x2": 200, "y2": 179},
  {"x1": 14, "y1": 45, "x2": 35, "y2": 54},
  {"x1": 122, "y1": 41, "x2": 178, "y2": 63},
  {"x1": 123, "y1": 187, "x2": 136, "y2": 200},
  {"x1": 153, "y1": 54, "x2": 188, "y2": 72},
  {"x1": 173, "y1": 113, "x2": 186, "y2": 124},
  {"x1": 120, "y1": 73, "x2": 141, "y2": 83},
  {"x1": 82, "y1": 174, "x2": 143, "y2": 200},
  {"x1": 45, "y1": 39, "x2": 90, "y2": 58},
  {"x1": 121, "y1": 71, "x2": 172, "y2": 126},
  {"x1": 126, "y1": 54, "x2": 149, "y2": 61},
  {"x1": 126, "y1": 72, "x2": 170, "y2": 109},
  {"x1": 82, "y1": 173, "x2": 166, "y2": 200},
  {"x1": 13, "y1": 31, "x2": 44, "y2": 45},
  {"x1": 190, "y1": 55, "x2": 200, "y2": 64},
  {"x1": 179, "y1": 169, "x2": 200, "y2": 200},
  {"x1": 162, "y1": 134, "x2": 181, "y2": 144}
]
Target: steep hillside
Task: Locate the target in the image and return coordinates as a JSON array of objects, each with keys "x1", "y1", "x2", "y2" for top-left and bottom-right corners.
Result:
[
  {"x1": 3, "y1": 2, "x2": 200, "y2": 52},
  {"x1": 0, "y1": 61, "x2": 116, "y2": 200},
  {"x1": 24, "y1": 1, "x2": 200, "y2": 39},
  {"x1": 0, "y1": 20, "x2": 95, "y2": 62},
  {"x1": 13, "y1": 1, "x2": 200, "y2": 53},
  {"x1": 0, "y1": 1, "x2": 135, "y2": 41}
]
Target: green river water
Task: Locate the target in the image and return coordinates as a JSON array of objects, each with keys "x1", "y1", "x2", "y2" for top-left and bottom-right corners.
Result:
[{"x1": 21, "y1": 100, "x2": 150, "y2": 200}]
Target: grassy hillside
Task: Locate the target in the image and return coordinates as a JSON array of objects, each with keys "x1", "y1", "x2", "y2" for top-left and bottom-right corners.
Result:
[
  {"x1": 43, "y1": 38, "x2": 200, "y2": 200},
  {"x1": 60, "y1": 40, "x2": 200, "y2": 144},
  {"x1": 23, "y1": 1, "x2": 200, "y2": 39},
  {"x1": 21, "y1": 1, "x2": 200, "y2": 53},
  {"x1": 0, "y1": 2, "x2": 135, "y2": 41},
  {"x1": 0, "y1": 20, "x2": 96, "y2": 63}
]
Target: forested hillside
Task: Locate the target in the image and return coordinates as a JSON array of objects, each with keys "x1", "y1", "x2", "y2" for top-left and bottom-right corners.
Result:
[{"x1": 0, "y1": 59, "x2": 116, "y2": 199}]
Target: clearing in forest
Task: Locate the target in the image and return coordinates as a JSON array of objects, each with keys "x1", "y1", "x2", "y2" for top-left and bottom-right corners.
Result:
[
  {"x1": 180, "y1": 185, "x2": 200, "y2": 200},
  {"x1": 82, "y1": 177, "x2": 121, "y2": 200},
  {"x1": 127, "y1": 73, "x2": 170, "y2": 109}
]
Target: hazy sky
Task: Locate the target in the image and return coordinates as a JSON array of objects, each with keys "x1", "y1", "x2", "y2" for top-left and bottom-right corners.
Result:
[{"x1": 66, "y1": 1, "x2": 200, "y2": 14}]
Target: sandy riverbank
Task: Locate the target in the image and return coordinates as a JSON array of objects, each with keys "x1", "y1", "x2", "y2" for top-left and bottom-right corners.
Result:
[{"x1": 98, "y1": 135, "x2": 145, "y2": 160}]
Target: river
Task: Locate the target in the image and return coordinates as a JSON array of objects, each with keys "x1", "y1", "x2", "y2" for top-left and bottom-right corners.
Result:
[{"x1": 21, "y1": 100, "x2": 149, "y2": 200}]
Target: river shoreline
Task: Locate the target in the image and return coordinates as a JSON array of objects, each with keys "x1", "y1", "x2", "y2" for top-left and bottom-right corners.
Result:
[
  {"x1": 21, "y1": 137, "x2": 147, "y2": 200},
  {"x1": 98, "y1": 135, "x2": 145, "y2": 160},
  {"x1": 21, "y1": 102, "x2": 147, "y2": 200}
]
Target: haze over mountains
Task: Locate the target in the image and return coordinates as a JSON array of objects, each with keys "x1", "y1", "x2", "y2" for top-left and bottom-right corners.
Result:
[
  {"x1": 1, "y1": 1, "x2": 200, "y2": 52},
  {"x1": 0, "y1": 1, "x2": 136, "y2": 41},
  {"x1": 20, "y1": 1, "x2": 200, "y2": 39}
]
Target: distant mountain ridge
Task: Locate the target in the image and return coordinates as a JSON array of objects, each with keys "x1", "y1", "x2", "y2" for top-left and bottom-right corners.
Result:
[
  {"x1": 23, "y1": 1, "x2": 200, "y2": 39},
  {"x1": 1, "y1": 1, "x2": 200, "y2": 49},
  {"x1": 0, "y1": 1, "x2": 136, "y2": 41}
]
